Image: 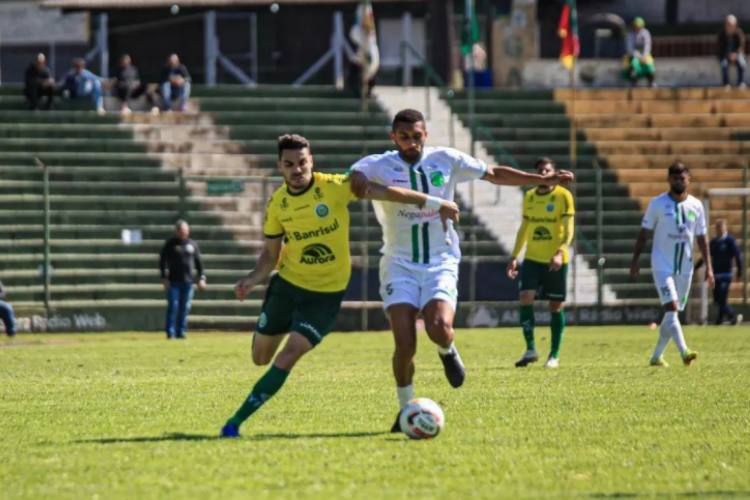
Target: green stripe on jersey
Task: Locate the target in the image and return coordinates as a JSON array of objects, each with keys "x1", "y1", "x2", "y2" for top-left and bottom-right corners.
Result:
[
  {"x1": 409, "y1": 166, "x2": 419, "y2": 263},
  {"x1": 673, "y1": 243, "x2": 679, "y2": 274},
  {"x1": 417, "y1": 166, "x2": 430, "y2": 263}
]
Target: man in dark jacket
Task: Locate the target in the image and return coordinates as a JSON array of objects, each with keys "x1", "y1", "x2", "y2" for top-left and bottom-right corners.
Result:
[
  {"x1": 0, "y1": 281, "x2": 16, "y2": 337},
  {"x1": 696, "y1": 219, "x2": 743, "y2": 325},
  {"x1": 159, "y1": 220, "x2": 206, "y2": 339},
  {"x1": 24, "y1": 53, "x2": 55, "y2": 110},
  {"x1": 718, "y1": 15, "x2": 746, "y2": 88},
  {"x1": 115, "y1": 54, "x2": 148, "y2": 114},
  {"x1": 160, "y1": 54, "x2": 191, "y2": 112}
]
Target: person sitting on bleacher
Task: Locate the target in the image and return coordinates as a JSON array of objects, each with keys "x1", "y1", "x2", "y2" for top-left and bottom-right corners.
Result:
[
  {"x1": 62, "y1": 58, "x2": 105, "y2": 115},
  {"x1": 159, "y1": 54, "x2": 191, "y2": 113},
  {"x1": 24, "y1": 53, "x2": 55, "y2": 111},
  {"x1": 622, "y1": 17, "x2": 656, "y2": 88},
  {"x1": 718, "y1": 15, "x2": 746, "y2": 89},
  {"x1": 115, "y1": 54, "x2": 149, "y2": 115}
]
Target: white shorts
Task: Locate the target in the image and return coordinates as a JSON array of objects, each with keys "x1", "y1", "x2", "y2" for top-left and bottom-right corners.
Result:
[
  {"x1": 379, "y1": 256, "x2": 459, "y2": 312},
  {"x1": 653, "y1": 271, "x2": 693, "y2": 311}
]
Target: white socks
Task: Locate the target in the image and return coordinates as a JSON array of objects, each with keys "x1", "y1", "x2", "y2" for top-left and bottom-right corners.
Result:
[
  {"x1": 661, "y1": 311, "x2": 688, "y2": 356},
  {"x1": 397, "y1": 384, "x2": 414, "y2": 409},
  {"x1": 653, "y1": 317, "x2": 672, "y2": 359},
  {"x1": 437, "y1": 341, "x2": 455, "y2": 356}
]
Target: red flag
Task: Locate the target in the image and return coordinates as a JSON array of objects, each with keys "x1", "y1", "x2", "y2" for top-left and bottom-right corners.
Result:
[{"x1": 558, "y1": 0, "x2": 579, "y2": 70}]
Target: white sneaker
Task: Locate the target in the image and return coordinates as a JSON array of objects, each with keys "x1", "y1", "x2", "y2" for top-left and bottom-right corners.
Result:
[
  {"x1": 734, "y1": 314, "x2": 744, "y2": 326},
  {"x1": 96, "y1": 106, "x2": 106, "y2": 116},
  {"x1": 121, "y1": 106, "x2": 132, "y2": 115},
  {"x1": 725, "y1": 84, "x2": 733, "y2": 91},
  {"x1": 740, "y1": 83, "x2": 747, "y2": 89},
  {"x1": 544, "y1": 357, "x2": 559, "y2": 369},
  {"x1": 514, "y1": 350, "x2": 539, "y2": 368},
  {"x1": 150, "y1": 106, "x2": 161, "y2": 116}
]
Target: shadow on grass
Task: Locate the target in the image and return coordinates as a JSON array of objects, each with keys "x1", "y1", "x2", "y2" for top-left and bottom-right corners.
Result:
[
  {"x1": 586, "y1": 492, "x2": 750, "y2": 499},
  {"x1": 76, "y1": 431, "x2": 389, "y2": 444}
]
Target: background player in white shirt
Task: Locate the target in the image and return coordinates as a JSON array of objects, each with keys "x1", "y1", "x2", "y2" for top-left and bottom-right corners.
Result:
[
  {"x1": 630, "y1": 162, "x2": 714, "y2": 367},
  {"x1": 349, "y1": 109, "x2": 574, "y2": 431}
]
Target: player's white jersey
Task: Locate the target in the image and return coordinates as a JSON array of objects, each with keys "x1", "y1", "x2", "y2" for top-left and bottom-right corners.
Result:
[
  {"x1": 351, "y1": 147, "x2": 487, "y2": 264},
  {"x1": 641, "y1": 192, "x2": 706, "y2": 275}
]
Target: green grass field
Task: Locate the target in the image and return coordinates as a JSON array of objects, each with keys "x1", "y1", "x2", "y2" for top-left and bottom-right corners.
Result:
[{"x1": 1, "y1": 326, "x2": 749, "y2": 500}]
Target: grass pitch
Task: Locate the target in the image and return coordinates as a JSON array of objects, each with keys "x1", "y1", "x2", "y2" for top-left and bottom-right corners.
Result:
[{"x1": 1, "y1": 326, "x2": 749, "y2": 500}]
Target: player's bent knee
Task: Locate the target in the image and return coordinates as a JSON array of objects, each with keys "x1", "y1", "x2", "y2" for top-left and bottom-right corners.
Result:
[
  {"x1": 549, "y1": 301, "x2": 564, "y2": 313},
  {"x1": 251, "y1": 350, "x2": 274, "y2": 367},
  {"x1": 424, "y1": 316, "x2": 452, "y2": 341},
  {"x1": 393, "y1": 339, "x2": 417, "y2": 359}
]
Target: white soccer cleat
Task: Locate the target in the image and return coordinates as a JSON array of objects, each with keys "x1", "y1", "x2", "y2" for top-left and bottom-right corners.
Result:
[{"x1": 544, "y1": 357, "x2": 559, "y2": 369}]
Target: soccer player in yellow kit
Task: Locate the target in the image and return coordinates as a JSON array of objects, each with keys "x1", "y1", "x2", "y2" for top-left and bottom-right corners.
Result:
[
  {"x1": 221, "y1": 134, "x2": 459, "y2": 437},
  {"x1": 507, "y1": 158, "x2": 575, "y2": 368}
]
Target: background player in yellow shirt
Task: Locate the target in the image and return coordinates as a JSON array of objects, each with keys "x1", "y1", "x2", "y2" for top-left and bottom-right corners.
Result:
[
  {"x1": 221, "y1": 134, "x2": 459, "y2": 437},
  {"x1": 507, "y1": 158, "x2": 575, "y2": 369}
]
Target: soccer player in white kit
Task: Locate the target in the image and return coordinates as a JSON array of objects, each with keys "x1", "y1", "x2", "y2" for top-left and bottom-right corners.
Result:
[
  {"x1": 349, "y1": 109, "x2": 574, "y2": 431},
  {"x1": 630, "y1": 162, "x2": 714, "y2": 367}
]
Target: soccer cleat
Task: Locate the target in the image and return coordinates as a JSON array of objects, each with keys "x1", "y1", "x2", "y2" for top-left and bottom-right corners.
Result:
[
  {"x1": 220, "y1": 423, "x2": 240, "y2": 438},
  {"x1": 438, "y1": 348, "x2": 465, "y2": 388},
  {"x1": 390, "y1": 412, "x2": 402, "y2": 433},
  {"x1": 682, "y1": 350, "x2": 698, "y2": 366},
  {"x1": 515, "y1": 350, "x2": 539, "y2": 368},
  {"x1": 544, "y1": 356, "x2": 559, "y2": 369},
  {"x1": 650, "y1": 357, "x2": 669, "y2": 368}
]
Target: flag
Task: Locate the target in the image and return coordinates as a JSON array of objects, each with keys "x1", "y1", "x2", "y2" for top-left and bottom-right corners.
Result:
[
  {"x1": 461, "y1": 0, "x2": 479, "y2": 56},
  {"x1": 558, "y1": 0, "x2": 579, "y2": 70},
  {"x1": 350, "y1": 0, "x2": 380, "y2": 80}
]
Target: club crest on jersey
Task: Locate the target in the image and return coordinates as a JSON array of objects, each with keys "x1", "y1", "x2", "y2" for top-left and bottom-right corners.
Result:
[
  {"x1": 314, "y1": 187, "x2": 324, "y2": 200},
  {"x1": 258, "y1": 312, "x2": 268, "y2": 328},
  {"x1": 687, "y1": 210, "x2": 696, "y2": 221},
  {"x1": 280, "y1": 197, "x2": 289, "y2": 210},
  {"x1": 430, "y1": 171, "x2": 445, "y2": 187},
  {"x1": 546, "y1": 204, "x2": 555, "y2": 212},
  {"x1": 315, "y1": 204, "x2": 330, "y2": 218},
  {"x1": 392, "y1": 165, "x2": 404, "y2": 173}
]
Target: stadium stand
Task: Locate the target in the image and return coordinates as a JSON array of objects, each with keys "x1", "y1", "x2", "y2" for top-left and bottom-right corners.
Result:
[{"x1": 444, "y1": 87, "x2": 749, "y2": 305}]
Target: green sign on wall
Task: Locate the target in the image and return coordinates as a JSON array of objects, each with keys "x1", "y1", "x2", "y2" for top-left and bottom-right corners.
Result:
[{"x1": 206, "y1": 179, "x2": 245, "y2": 196}]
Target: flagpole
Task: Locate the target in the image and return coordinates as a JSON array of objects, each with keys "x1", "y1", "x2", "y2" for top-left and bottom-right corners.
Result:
[{"x1": 570, "y1": 53, "x2": 578, "y2": 321}]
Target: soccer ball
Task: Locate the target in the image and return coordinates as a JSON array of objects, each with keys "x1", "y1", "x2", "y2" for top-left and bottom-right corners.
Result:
[{"x1": 399, "y1": 398, "x2": 444, "y2": 440}]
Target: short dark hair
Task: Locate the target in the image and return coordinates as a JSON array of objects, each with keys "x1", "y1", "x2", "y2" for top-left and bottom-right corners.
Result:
[
  {"x1": 278, "y1": 134, "x2": 310, "y2": 159},
  {"x1": 668, "y1": 161, "x2": 689, "y2": 176},
  {"x1": 535, "y1": 157, "x2": 555, "y2": 170},
  {"x1": 392, "y1": 109, "x2": 425, "y2": 130},
  {"x1": 73, "y1": 57, "x2": 85, "y2": 66},
  {"x1": 174, "y1": 219, "x2": 188, "y2": 229}
]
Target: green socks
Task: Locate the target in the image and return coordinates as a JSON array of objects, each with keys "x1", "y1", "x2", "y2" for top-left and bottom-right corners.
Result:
[
  {"x1": 227, "y1": 364, "x2": 290, "y2": 427},
  {"x1": 520, "y1": 304, "x2": 535, "y2": 351},
  {"x1": 550, "y1": 310, "x2": 565, "y2": 359}
]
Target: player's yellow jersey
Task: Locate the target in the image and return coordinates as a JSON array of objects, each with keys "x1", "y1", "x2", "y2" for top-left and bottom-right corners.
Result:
[
  {"x1": 521, "y1": 186, "x2": 575, "y2": 264},
  {"x1": 263, "y1": 172, "x2": 357, "y2": 292}
]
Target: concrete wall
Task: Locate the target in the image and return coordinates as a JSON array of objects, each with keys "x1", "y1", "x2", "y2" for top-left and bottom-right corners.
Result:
[
  {"x1": 679, "y1": 0, "x2": 750, "y2": 22},
  {"x1": 522, "y1": 57, "x2": 722, "y2": 88}
]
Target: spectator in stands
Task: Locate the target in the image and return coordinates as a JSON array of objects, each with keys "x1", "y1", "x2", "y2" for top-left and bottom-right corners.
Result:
[
  {"x1": 622, "y1": 17, "x2": 656, "y2": 88},
  {"x1": 115, "y1": 54, "x2": 148, "y2": 114},
  {"x1": 62, "y1": 58, "x2": 105, "y2": 115},
  {"x1": 24, "y1": 53, "x2": 55, "y2": 111},
  {"x1": 159, "y1": 220, "x2": 206, "y2": 340},
  {"x1": 718, "y1": 15, "x2": 746, "y2": 89},
  {"x1": 159, "y1": 54, "x2": 191, "y2": 112},
  {"x1": 0, "y1": 280, "x2": 16, "y2": 337}
]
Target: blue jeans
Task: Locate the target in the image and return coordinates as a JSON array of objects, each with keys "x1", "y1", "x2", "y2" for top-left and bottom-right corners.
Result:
[
  {"x1": 0, "y1": 300, "x2": 16, "y2": 336},
  {"x1": 713, "y1": 275, "x2": 735, "y2": 323},
  {"x1": 721, "y1": 54, "x2": 746, "y2": 86},
  {"x1": 165, "y1": 282, "x2": 194, "y2": 338},
  {"x1": 76, "y1": 78, "x2": 103, "y2": 109},
  {"x1": 161, "y1": 81, "x2": 191, "y2": 111}
]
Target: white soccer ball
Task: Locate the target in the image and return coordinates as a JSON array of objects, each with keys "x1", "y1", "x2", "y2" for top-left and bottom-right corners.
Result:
[{"x1": 399, "y1": 398, "x2": 444, "y2": 440}]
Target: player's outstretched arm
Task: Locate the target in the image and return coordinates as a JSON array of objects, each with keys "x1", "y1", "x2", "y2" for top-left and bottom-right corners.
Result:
[
  {"x1": 696, "y1": 234, "x2": 715, "y2": 288},
  {"x1": 482, "y1": 165, "x2": 574, "y2": 186},
  {"x1": 360, "y1": 181, "x2": 460, "y2": 227},
  {"x1": 630, "y1": 228, "x2": 651, "y2": 278},
  {"x1": 235, "y1": 237, "x2": 283, "y2": 302}
]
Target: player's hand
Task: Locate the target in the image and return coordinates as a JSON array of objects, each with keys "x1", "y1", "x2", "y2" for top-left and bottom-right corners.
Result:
[
  {"x1": 438, "y1": 201, "x2": 459, "y2": 234},
  {"x1": 549, "y1": 252, "x2": 563, "y2": 272},
  {"x1": 197, "y1": 279, "x2": 207, "y2": 291},
  {"x1": 707, "y1": 269, "x2": 715, "y2": 289},
  {"x1": 507, "y1": 258, "x2": 519, "y2": 279},
  {"x1": 629, "y1": 261, "x2": 640, "y2": 279},
  {"x1": 348, "y1": 171, "x2": 370, "y2": 198},
  {"x1": 235, "y1": 276, "x2": 255, "y2": 302},
  {"x1": 162, "y1": 279, "x2": 170, "y2": 290},
  {"x1": 545, "y1": 170, "x2": 574, "y2": 186}
]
